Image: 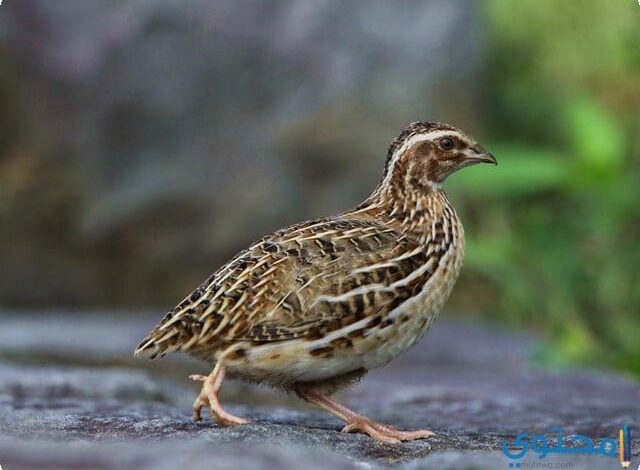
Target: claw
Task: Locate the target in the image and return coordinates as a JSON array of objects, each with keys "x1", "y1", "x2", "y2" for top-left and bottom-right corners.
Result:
[
  {"x1": 342, "y1": 421, "x2": 400, "y2": 443},
  {"x1": 342, "y1": 417, "x2": 433, "y2": 442},
  {"x1": 189, "y1": 365, "x2": 249, "y2": 427}
]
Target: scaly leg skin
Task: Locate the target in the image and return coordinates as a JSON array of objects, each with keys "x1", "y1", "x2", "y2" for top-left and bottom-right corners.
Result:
[
  {"x1": 189, "y1": 362, "x2": 249, "y2": 427},
  {"x1": 296, "y1": 389, "x2": 434, "y2": 443}
]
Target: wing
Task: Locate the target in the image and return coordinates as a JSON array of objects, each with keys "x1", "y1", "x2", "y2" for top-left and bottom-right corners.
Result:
[{"x1": 135, "y1": 217, "x2": 443, "y2": 359}]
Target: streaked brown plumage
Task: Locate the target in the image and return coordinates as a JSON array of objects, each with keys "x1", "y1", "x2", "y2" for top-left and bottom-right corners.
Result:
[{"x1": 135, "y1": 121, "x2": 496, "y2": 442}]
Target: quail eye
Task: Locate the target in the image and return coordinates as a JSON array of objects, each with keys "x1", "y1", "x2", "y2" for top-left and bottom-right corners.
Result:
[{"x1": 439, "y1": 138, "x2": 454, "y2": 151}]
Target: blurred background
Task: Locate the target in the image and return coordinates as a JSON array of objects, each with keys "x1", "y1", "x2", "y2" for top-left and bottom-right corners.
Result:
[{"x1": 0, "y1": 0, "x2": 639, "y2": 377}]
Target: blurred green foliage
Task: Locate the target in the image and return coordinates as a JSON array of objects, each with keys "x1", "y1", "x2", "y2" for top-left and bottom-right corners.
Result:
[{"x1": 449, "y1": 0, "x2": 640, "y2": 375}]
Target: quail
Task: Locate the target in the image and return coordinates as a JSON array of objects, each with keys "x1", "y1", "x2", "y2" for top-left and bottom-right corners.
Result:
[{"x1": 135, "y1": 121, "x2": 497, "y2": 443}]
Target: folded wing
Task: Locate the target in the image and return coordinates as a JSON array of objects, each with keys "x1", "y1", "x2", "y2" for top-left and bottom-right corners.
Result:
[{"x1": 135, "y1": 217, "x2": 445, "y2": 359}]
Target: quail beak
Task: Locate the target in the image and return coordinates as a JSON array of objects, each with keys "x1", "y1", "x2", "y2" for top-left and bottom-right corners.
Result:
[
  {"x1": 465, "y1": 146, "x2": 497, "y2": 166},
  {"x1": 466, "y1": 152, "x2": 497, "y2": 165}
]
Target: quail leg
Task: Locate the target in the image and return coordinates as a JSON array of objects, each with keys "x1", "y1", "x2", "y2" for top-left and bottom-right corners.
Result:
[
  {"x1": 295, "y1": 389, "x2": 433, "y2": 443},
  {"x1": 189, "y1": 362, "x2": 249, "y2": 426}
]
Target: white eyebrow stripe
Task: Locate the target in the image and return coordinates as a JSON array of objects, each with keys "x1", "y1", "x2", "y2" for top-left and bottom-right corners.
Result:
[
  {"x1": 394, "y1": 130, "x2": 473, "y2": 154},
  {"x1": 399, "y1": 130, "x2": 456, "y2": 147}
]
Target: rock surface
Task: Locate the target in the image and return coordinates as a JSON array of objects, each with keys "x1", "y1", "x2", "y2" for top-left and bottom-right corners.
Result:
[{"x1": 0, "y1": 313, "x2": 638, "y2": 469}]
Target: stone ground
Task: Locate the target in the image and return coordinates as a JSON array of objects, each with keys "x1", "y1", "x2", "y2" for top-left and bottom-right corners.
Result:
[{"x1": 0, "y1": 312, "x2": 638, "y2": 469}]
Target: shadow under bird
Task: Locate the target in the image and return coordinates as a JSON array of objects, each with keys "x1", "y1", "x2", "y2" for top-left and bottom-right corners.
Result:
[{"x1": 135, "y1": 121, "x2": 497, "y2": 443}]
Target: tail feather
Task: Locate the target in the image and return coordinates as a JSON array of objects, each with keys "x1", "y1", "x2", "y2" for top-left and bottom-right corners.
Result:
[{"x1": 134, "y1": 325, "x2": 181, "y2": 359}]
